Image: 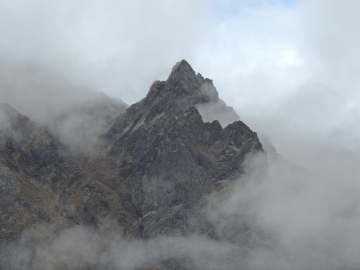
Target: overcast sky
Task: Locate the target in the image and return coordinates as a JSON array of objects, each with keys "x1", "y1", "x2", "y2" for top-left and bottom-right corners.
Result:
[
  {"x1": 0, "y1": 0, "x2": 359, "y2": 154},
  {"x1": 2, "y1": 2, "x2": 360, "y2": 267}
]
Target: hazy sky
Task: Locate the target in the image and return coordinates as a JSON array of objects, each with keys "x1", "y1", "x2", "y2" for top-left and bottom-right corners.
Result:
[{"x1": 0, "y1": 0, "x2": 359, "y2": 153}]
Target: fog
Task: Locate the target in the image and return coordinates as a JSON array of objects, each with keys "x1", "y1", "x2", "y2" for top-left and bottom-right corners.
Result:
[
  {"x1": 0, "y1": 59, "x2": 127, "y2": 152},
  {"x1": 2, "y1": 147, "x2": 359, "y2": 269},
  {"x1": 1, "y1": 0, "x2": 358, "y2": 152},
  {"x1": 237, "y1": 152, "x2": 360, "y2": 269},
  {"x1": 0, "y1": 0, "x2": 360, "y2": 269}
]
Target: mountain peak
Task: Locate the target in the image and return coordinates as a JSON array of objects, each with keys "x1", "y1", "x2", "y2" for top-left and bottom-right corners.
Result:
[
  {"x1": 166, "y1": 60, "x2": 199, "y2": 92},
  {"x1": 136, "y1": 60, "x2": 240, "y2": 128},
  {"x1": 170, "y1": 59, "x2": 193, "y2": 73},
  {"x1": 0, "y1": 60, "x2": 266, "y2": 269}
]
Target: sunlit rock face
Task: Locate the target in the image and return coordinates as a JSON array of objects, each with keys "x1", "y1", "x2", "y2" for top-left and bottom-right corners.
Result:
[{"x1": 0, "y1": 60, "x2": 265, "y2": 269}]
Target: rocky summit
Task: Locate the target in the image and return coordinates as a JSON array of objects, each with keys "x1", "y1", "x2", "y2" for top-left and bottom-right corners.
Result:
[{"x1": 0, "y1": 60, "x2": 265, "y2": 269}]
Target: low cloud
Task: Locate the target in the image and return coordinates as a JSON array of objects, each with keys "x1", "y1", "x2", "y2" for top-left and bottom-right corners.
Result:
[
  {"x1": 0, "y1": 1, "x2": 359, "y2": 268},
  {"x1": 2, "y1": 142, "x2": 359, "y2": 269},
  {"x1": 0, "y1": 59, "x2": 127, "y2": 152}
]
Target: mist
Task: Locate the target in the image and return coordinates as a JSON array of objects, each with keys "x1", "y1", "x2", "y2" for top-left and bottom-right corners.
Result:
[
  {"x1": 0, "y1": 0, "x2": 360, "y2": 269},
  {"x1": 0, "y1": 58, "x2": 127, "y2": 152},
  {"x1": 231, "y1": 152, "x2": 360, "y2": 269},
  {"x1": 2, "y1": 145, "x2": 359, "y2": 269},
  {"x1": 0, "y1": 0, "x2": 359, "y2": 151}
]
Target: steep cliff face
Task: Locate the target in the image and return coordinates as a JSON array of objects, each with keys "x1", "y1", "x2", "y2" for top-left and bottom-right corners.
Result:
[
  {"x1": 0, "y1": 60, "x2": 265, "y2": 269},
  {"x1": 102, "y1": 60, "x2": 264, "y2": 239}
]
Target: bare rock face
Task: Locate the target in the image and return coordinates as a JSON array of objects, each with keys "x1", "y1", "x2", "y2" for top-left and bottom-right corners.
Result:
[
  {"x1": 102, "y1": 60, "x2": 264, "y2": 240},
  {"x1": 0, "y1": 60, "x2": 265, "y2": 269}
]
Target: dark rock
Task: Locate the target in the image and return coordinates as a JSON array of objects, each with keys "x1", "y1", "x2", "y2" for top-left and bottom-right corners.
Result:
[{"x1": 99, "y1": 60, "x2": 264, "y2": 241}]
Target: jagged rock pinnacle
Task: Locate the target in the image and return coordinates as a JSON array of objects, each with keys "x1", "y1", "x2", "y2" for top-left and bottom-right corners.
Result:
[
  {"x1": 102, "y1": 60, "x2": 264, "y2": 241},
  {"x1": 170, "y1": 59, "x2": 194, "y2": 74}
]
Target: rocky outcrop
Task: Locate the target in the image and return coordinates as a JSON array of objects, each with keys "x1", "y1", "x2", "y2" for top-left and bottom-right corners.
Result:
[{"x1": 102, "y1": 60, "x2": 264, "y2": 240}]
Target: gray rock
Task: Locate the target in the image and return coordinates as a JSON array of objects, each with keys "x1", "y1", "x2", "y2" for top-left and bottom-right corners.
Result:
[{"x1": 0, "y1": 60, "x2": 265, "y2": 269}]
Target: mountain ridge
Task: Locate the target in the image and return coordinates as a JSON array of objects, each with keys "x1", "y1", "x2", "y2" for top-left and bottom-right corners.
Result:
[{"x1": 0, "y1": 60, "x2": 265, "y2": 269}]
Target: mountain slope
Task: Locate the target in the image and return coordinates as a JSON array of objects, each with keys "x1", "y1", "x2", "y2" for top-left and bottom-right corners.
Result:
[
  {"x1": 0, "y1": 60, "x2": 265, "y2": 269},
  {"x1": 101, "y1": 60, "x2": 264, "y2": 239}
]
